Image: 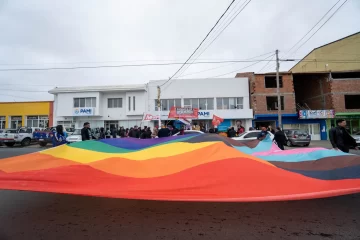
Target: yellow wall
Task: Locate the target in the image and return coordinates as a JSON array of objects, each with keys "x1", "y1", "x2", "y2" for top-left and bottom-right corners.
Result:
[
  {"x1": 0, "y1": 101, "x2": 52, "y2": 128},
  {"x1": 291, "y1": 33, "x2": 360, "y2": 73}
]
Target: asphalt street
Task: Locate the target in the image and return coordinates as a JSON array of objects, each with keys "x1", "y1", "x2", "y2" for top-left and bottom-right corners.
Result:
[{"x1": 0, "y1": 145, "x2": 359, "y2": 240}]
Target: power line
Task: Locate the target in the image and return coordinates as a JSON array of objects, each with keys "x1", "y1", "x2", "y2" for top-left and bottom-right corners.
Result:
[
  {"x1": 160, "y1": 0, "x2": 237, "y2": 87},
  {"x1": 0, "y1": 88, "x2": 48, "y2": 92},
  {"x1": 180, "y1": 51, "x2": 274, "y2": 77},
  {"x1": 208, "y1": 53, "x2": 276, "y2": 78},
  {"x1": 177, "y1": 0, "x2": 252, "y2": 77},
  {"x1": 0, "y1": 57, "x2": 281, "y2": 67},
  {"x1": 258, "y1": 53, "x2": 276, "y2": 73},
  {"x1": 0, "y1": 93, "x2": 41, "y2": 100},
  {"x1": 0, "y1": 59, "x2": 357, "y2": 72},
  {"x1": 285, "y1": 0, "x2": 342, "y2": 56},
  {"x1": 0, "y1": 59, "x2": 283, "y2": 72},
  {"x1": 286, "y1": 0, "x2": 348, "y2": 57},
  {"x1": 290, "y1": 0, "x2": 348, "y2": 56}
]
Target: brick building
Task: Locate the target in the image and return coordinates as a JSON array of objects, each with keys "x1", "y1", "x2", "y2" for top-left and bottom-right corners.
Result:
[
  {"x1": 235, "y1": 72, "x2": 327, "y2": 140},
  {"x1": 293, "y1": 71, "x2": 360, "y2": 135},
  {"x1": 290, "y1": 31, "x2": 360, "y2": 135}
]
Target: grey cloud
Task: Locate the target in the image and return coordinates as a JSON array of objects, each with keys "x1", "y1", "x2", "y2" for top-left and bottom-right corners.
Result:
[{"x1": 0, "y1": 0, "x2": 359, "y2": 101}]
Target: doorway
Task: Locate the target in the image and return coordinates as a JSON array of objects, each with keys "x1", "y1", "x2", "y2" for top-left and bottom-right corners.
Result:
[{"x1": 105, "y1": 121, "x2": 119, "y2": 131}]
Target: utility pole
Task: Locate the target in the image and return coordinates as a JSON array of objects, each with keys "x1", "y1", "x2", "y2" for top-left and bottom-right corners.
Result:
[
  {"x1": 275, "y1": 49, "x2": 282, "y2": 128},
  {"x1": 157, "y1": 86, "x2": 161, "y2": 128}
]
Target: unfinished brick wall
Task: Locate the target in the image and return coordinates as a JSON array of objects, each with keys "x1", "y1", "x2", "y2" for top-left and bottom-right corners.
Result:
[
  {"x1": 330, "y1": 79, "x2": 360, "y2": 112},
  {"x1": 250, "y1": 74, "x2": 296, "y2": 114},
  {"x1": 293, "y1": 74, "x2": 332, "y2": 109},
  {"x1": 252, "y1": 94, "x2": 296, "y2": 114}
]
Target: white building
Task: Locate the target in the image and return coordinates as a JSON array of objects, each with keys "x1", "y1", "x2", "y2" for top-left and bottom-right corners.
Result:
[
  {"x1": 145, "y1": 78, "x2": 253, "y2": 131},
  {"x1": 49, "y1": 84, "x2": 147, "y2": 129}
]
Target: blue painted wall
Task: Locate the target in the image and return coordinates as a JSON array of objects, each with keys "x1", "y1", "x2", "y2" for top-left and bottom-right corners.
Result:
[{"x1": 218, "y1": 119, "x2": 231, "y2": 131}]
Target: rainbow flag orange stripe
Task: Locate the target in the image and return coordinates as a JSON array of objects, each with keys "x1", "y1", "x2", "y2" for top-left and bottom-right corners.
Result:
[{"x1": 0, "y1": 134, "x2": 359, "y2": 202}]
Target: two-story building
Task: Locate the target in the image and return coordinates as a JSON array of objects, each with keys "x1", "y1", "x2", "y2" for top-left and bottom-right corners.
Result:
[
  {"x1": 145, "y1": 78, "x2": 254, "y2": 131},
  {"x1": 236, "y1": 72, "x2": 327, "y2": 140},
  {"x1": 49, "y1": 84, "x2": 147, "y2": 129}
]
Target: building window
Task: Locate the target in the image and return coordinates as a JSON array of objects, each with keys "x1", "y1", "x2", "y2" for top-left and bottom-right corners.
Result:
[
  {"x1": 183, "y1": 98, "x2": 214, "y2": 110},
  {"x1": 74, "y1": 97, "x2": 96, "y2": 108},
  {"x1": 155, "y1": 99, "x2": 181, "y2": 111},
  {"x1": 0, "y1": 116, "x2": 5, "y2": 129},
  {"x1": 128, "y1": 96, "x2": 131, "y2": 111},
  {"x1": 108, "y1": 98, "x2": 123, "y2": 108},
  {"x1": 345, "y1": 95, "x2": 360, "y2": 109},
  {"x1": 57, "y1": 121, "x2": 74, "y2": 129},
  {"x1": 266, "y1": 96, "x2": 284, "y2": 110},
  {"x1": 133, "y1": 96, "x2": 136, "y2": 111},
  {"x1": 27, "y1": 115, "x2": 49, "y2": 128},
  {"x1": 332, "y1": 72, "x2": 360, "y2": 79},
  {"x1": 265, "y1": 76, "x2": 283, "y2": 88},
  {"x1": 10, "y1": 116, "x2": 22, "y2": 129},
  {"x1": 216, "y1": 97, "x2": 243, "y2": 109}
]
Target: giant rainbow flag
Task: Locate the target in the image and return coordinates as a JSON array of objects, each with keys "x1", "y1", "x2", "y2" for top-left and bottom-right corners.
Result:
[{"x1": 0, "y1": 134, "x2": 359, "y2": 201}]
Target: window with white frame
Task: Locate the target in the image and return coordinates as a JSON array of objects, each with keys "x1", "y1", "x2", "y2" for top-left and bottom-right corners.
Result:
[
  {"x1": 133, "y1": 96, "x2": 136, "y2": 111},
  {"x1": 108, "y1": 98, "x2": 123, "y2": 108},
  {"x1": 183, "y1": 98, "x2": 214, "y2": 110},
  {"x1": 155, "y1": 99, "x2": 181, "y2": 111},
  {"x1": 128, "y1": 96, "x2": 131, "y2": 111},
  {"x1": 0, "y1": 116, "x2": 5, "y2": 129},
  {"x1": 27, "y1": 115, "x2": 49, "y2": 128},
  {"x1": 74, "y1": 97, "x2": 96, "y2": 108},
  {"x1": 216, "y1": 97, "x2": 243, "y2": 109},
  {"x1": 57, "y1": 121, "x2": 74, "y2": 129}
]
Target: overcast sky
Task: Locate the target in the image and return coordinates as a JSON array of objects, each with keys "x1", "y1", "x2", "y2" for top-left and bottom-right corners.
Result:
[{"x1": 0, "y1": 0, "x2": 359, "y2": 102}]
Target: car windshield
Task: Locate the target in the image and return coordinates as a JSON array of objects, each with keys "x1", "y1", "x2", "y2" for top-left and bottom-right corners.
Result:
[{"x1": 72, "y1": 129, "x2": 82, "y2": 135}]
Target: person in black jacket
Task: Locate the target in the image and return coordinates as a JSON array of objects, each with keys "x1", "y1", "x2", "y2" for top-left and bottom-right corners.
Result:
[
  {"x1": 99, "y1": 127, "x2": 105, "y2": 139},
  {"x1": 274, "y1": 127, "x2": 286, "y2": 150},
  {"x1": 329, "y1": 119, "x2": 358, "y2": 153},
  {"x1": 158, "y1": 126, "x2": 171, "y2": 138},
  {"x1": 81, "y1": 122, "x2": 91, "y2": 141}
]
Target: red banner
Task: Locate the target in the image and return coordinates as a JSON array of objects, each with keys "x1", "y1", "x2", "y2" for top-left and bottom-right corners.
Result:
[
  {"x1": 212, "y1": 114, "x2": 224, "y2": 126},
  {"x1": 143, "y1": 114, "x2": 159, "y2": 121},
  {"x1": 168, "y1": 107, "x2": 199, "y2": 119}
]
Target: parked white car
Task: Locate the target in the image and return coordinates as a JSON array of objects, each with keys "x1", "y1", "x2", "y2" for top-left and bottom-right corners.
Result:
[
  {"x1": 351, "y1": 131, "x2": 360, "y2": 147},
  {"x1": 232, "y1": 130, "x2": 274, "y2": 141},
  {"x1": 66, "y1": 129, "x2": 82, "y2": 143},
  {"x1": 172, "y1": 130, "x2": 204, "y2": 136},
  {"x1": 0, "y1": 127, "x2": 36, "y2": 147}
]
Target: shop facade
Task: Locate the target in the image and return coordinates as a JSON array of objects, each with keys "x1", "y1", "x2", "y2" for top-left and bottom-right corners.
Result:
[
  {"x1": 145, "y1": 78, "x2": 254, "y2": 131},
  {"x1": 0, "y1": 101, "x2": 53, "y2": 129},
  {"x1": 50, "y1": 84, "x2": 147, "y2": 130},
  {"x1": 253, "y1": 110, "x2": 333, "y2": 140},
  {"x1": 328, "y1": 112, "x2": 360, "y2": 134}
]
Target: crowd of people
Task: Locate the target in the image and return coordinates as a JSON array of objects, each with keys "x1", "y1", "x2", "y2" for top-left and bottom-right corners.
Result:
[
  {"x1": 81, "y1": 123, "x2": 185, "y2": 141},
  {"x1": 52, "y1": 120, "x2": 359, "y2": 153}
]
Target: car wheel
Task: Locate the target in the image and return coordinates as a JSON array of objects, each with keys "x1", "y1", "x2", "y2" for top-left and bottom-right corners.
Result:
[
  {"x1": 21, "y1": 138, "x2": 31, "y2": 147},
  {"x1": 287, "y1": 140, "x2": 293, "y2": 147},
  {"x1": 39, "y1": 141, "x2": 48, "y2": 147},
  {"x1": 5, "y1": 142, "x2": 15, "y2": 147}
]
